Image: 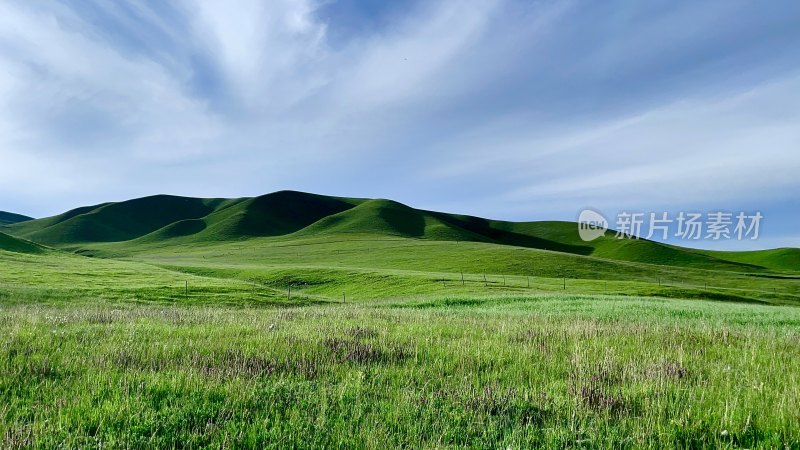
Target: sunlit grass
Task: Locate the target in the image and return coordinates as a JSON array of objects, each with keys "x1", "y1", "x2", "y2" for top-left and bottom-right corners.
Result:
[
  {"x1": 1, "y1": 296, "x2": 799, "y2": 448},
  {"x1": 1, "y1": 240, "x2": 799, "y2": 448}
]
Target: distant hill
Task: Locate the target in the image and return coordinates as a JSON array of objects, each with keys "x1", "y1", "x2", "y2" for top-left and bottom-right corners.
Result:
[
  {"x1": 4, "y1": 190, "x2": 796, "y2": 273},
  {"x1": 0, "y1": 211, "x2": 33, "y2": 226},
  {"x1": 698, "y1": 247, "x2": 800, "y2": 273},
  {"x1": 0, "y1": 231, "x2": 47, "y2": 254}
]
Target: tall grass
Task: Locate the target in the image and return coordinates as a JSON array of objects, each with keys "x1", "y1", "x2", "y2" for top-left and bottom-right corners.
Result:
[{"x1": 2, "y1": 296, "x2": 798, "y2": 448}]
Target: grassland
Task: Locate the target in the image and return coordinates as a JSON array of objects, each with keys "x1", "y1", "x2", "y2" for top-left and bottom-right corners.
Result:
[
  {"x1": 1, "y1": 192, "x2": 799, "y2": 448},
  {"x1": 2, "y1": 292, "x2": 800, "y2": 448},
  {"x1": 1, "y1": 242, "x2": 799, "y2": 448},
  {"x1": 6, "y1": 191, "x2": 799, "y2": 273}
]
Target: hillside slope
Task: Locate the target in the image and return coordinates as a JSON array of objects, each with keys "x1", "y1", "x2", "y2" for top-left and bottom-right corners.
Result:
[
  {"x1": 129, "y1": 191, "x2": 364, "y2": 244},
  {"x1": 4, "y1": 191, "x2": 796, "y2": 273},
  {"x1": 699, "y1": 247, "x2": 800, "y2": 273},
  {"x1": 7, "y1": 196, "x2": 242, "y2": 245},
  {"x1": 6, "y1": 191, "x2": 367, "y2": 246},
  {"x1": 465, "y1": 220, "x2": 766, "y2": 272},
  {"x1": 0, "y1": 231, "x2": 47, "y2": 254},
  {"x1": 296, "y1": 199, "x2": 491, "y2": 242},
  {"x1": 0, "y1": 211, "x2": 33, "y2": 226}
]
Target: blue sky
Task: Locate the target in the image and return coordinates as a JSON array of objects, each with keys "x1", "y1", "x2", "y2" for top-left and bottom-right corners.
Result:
[{"x1": 0, "y1": 0, "x2": 798, "y2": 249}]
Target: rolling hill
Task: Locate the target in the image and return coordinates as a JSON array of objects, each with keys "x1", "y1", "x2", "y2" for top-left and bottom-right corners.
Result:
[
  {"x1": 0, "y1": 231, "x2": 47, "y2": 254},
  {"x1": 3, "y1": 190, "x2": 796, "y2": 274},
  {"x1": 295, "y1": 199, "x2": 492, "y2": 242},
  {"x1": 0, "y1": 211, "x2": 33, "y2": 226},
  {"x1": 6, "y1": 196, "x2": 234, "y2": 245},
  {"x1": 699, "y1": 247, "x2": 800, "y2": 273}
]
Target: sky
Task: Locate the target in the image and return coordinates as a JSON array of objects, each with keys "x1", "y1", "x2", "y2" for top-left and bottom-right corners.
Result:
[{"x1": 0, "y1": 0, "x2": 798, "y2": 250}]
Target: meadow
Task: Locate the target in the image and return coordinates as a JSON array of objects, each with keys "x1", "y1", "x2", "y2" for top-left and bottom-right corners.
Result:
[
  {"x1": 2, "y1": 294, "x2": 799, "y2": 448},
  {"x1": 1, "y1": 192, "x2": 799, "y2": 448}
]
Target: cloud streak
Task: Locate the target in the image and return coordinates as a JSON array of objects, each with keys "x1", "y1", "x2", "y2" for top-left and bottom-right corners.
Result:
[{"x1": 0, "y1": 0, "x2": 798, "y2": 249}]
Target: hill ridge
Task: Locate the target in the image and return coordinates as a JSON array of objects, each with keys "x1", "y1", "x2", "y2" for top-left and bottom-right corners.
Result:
[
  {"x1": 0, "y1": 231, "x2": 48, "y2": 254},
  {"x1": 0, "y1": 211, "x2": 34, "y2": 226},
  {"x1": 4, "y1": 190, "x2": 797, "y2": 273}
]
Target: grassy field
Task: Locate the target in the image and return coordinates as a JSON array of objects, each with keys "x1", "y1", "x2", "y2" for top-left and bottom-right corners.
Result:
[
  {"x1": 1, "y1": 241, "x2": 799, "y2": 448},
  {"x1": 6, "y1": 191, "x2": 799, "y2": 273},
  {"x1": 1, "y1": 192, "x2": 799, "y2": 448},
  {"x1": 2, "y1": 294, "x2": 799, "y2": 448}
]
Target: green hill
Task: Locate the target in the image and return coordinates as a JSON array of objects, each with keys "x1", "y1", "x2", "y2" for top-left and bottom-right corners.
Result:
[
  {"x1": 0, "y1": 211, "x2": 33, "y2": 226},
  {"x1": 699, "y1": 247, "x2": 800, "y2": 273},
  {"x1": 296, "y1": 199, "x2": 489, "y2": 242},
  {"x1": 8, "y1": 203, "x2": 110, "y2": 236},
  {"x1": 200, "y1": 191, "x2": 361, "y2": 240},
  {"x1": 4, "y1": 191, "x2": 796, "y2": 274},
  {"x1": 473, "y1": 221, "x2": 764, "y2": 272},
  {"x1": 6, "y1": 192, "x2": 365, "y2": 246},
  {"x1": 8, "y1": 196, "x2": 240, "y2": 245},
  {"x1": 130, "y1": 191, "x2": 363, "y2": 244},
  {"x1": 0, "y1": 231, "x2": 47, "y2": 254}
]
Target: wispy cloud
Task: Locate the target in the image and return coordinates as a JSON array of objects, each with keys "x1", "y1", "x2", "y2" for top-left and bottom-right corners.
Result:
[
  {"x1": 0, "y1": 0, "x2": 798, "y2": 248},
  {"x1": 429, "y1": 77, "x2": 800, "y2": 209}
]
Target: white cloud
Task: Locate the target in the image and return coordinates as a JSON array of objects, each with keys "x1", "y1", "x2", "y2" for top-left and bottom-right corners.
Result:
[
  {"x1": 333, "y1": 1, "x2": 499, "y2": 109},
  {"x1": 0, "y1": 0, "x2": 512, "y2": 212},
  {"x1": 182, "y1": 0, "x2": 329, "y2": 112},
  {"x1": 422, "y1": 76, "x2": 800, "y2": 213},
  {"x1": 0, "y1": 0, "x2": 797, "y2": 253}
]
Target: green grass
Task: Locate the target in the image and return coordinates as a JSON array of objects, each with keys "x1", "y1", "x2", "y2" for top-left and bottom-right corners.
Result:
[
  {"x1": 73, "y1": 234, "x2": 796, "y2": 306},
  {"x1": 0, "y1": 232, "x2": 46, "y2": 255},
  {"x1": 1, "y1": 243, "x2": 799, "y2": 448},
  {"x1": 2, "y1": 295, "x2": 799, "y2": 448},
  {"x1": 2, "y1": 190, "x2": 799, "y2": 448},
  {"x1": 5, "y1": 191, "x2": 797, "y2": 274},
  {"x1": 700, "y1": 247, "x2": 800, "y2": 273},
  {"x1": 0, "y1": 211, "x2": 33, "y2": 226}
]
